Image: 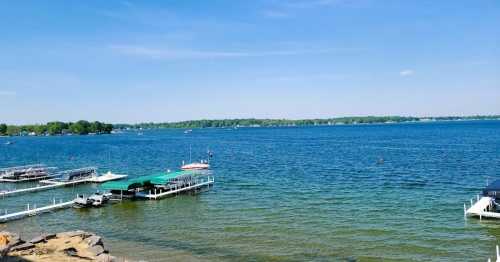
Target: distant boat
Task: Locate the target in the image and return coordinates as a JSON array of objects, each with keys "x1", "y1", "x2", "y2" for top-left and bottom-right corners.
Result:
[
  {"x1": 180, "y1": 148, "x2": 213, "y2": 170},
  {"x1": 137, "y1": 132, "x2": 144, "y2": 136},
  {"x1": 4, "y1": 141, "x2": 14, "y2": 145},
  {"x1": 181, "y1": 161, "x2": 210, "y2": 170},
  {"x1": 184, "y1": 129, "x2": 193, "y2": 134}
]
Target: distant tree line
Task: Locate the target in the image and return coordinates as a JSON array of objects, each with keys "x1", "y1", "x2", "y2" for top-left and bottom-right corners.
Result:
[
  {"x1": 113, "y1": 115, "x2": 500, "y2": 130},
  {"x1": 0, "y1": 121, "x2": 113, "y2": 136}
]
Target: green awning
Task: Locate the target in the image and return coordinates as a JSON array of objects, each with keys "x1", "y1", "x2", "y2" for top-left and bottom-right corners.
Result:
[
  {"x1": 100, "y1": 181, "x2": 132, "y2": 191},
  {"x1": 150, "y1": 170, "x2": 197, "y2": 185},
  {"x1": 100, "y1": 173, "x2": 161, "y2": 191},
  {"x1": 100, "y1": 171, "x2": 198, "y2": 191}
]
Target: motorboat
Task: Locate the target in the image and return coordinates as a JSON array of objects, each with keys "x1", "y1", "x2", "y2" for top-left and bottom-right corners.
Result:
[
  {"x1": 181, "y1": 148, "x2": 213, "y2": 170},
  {"x1": 73, "y1": 192, "x2": 108, "y2": 208},
  {"x1": 181, "y1": 161, "x2": 210, "y2": 170}
]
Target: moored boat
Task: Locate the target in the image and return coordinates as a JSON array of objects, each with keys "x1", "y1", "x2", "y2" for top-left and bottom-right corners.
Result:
[
  {"x1": 181, "y1": 161, "x2": 210, "y2": 170},
  {"x1": 73, "y1": 192, "x2": 108, "y2": 208}
]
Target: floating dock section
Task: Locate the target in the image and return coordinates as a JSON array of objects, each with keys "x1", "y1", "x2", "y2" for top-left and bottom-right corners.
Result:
[{"x1": 0, "y1": 199, "x2": 74, "y2": 223}]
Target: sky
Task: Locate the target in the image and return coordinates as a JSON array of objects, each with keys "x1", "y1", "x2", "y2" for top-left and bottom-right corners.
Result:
[{"x1": 0, "y1": 0, "x2": 499, "y2": 124}]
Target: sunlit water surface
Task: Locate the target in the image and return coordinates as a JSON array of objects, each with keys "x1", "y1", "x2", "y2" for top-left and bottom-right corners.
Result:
[{"x1": 1, "y1": 121, "x2": 499, "y2": 261}]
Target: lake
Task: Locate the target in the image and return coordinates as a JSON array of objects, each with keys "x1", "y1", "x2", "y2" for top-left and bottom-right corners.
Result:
[{"x1": 1, "y1": 121, "x2": 499, "y2": 261}]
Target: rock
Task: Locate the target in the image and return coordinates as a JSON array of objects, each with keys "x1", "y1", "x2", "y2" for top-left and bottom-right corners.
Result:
[
  {"x1": 0, "y1": 232, "x2": 23, "y2": 257},
  {"x1": 97, "y1": 253, "x2": 117, "y2": 262},
  {"x1": 10, "y1": 242, "x2": 35, "y2": 252},
  {"x1": 29, "y1": 233, "x2": 56, "y2": 244},
  {"x1": 86, "y1": 235, "x2": 103, "y2": 247},
  {"x1": 56, "y1": 230, "x2": 92, "y2": 238},
  {"x1": 0, "y1": 234, "x2": 9, "y2": 246},
  {"x1": 88, "y1": 244, "x2": 105, "y2": 256}
]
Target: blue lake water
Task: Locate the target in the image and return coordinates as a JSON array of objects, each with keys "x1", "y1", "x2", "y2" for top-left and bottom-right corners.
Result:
[{"x1": 1, "y1": 121, "x2": 500, "y2": 261}]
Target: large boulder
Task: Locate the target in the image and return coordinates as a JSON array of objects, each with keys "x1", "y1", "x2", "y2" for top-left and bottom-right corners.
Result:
[
  {"x1": 10, "y1": 242, "x2": 35, "y2": 252},
  {"x1": 29, "y1": 233, "x2": 56, "y2": 244},
  {"x1": 85, "y1": 235, "x2": 103, "y2": 247},
  {"x1": 88, "y1": 244, "x2": 105, "y2": 256},
  {"x1": 56, "y1": 230, "x2": 92, "y2": 239}
]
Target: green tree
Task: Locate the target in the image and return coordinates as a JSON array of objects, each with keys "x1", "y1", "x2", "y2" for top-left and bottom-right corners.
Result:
[
  {"x1": 34, "y1": 125, "x2": 47, "y2": 135},
  {"x1": 0, "y1": 124, "x2": 7, "y2": 135},
  {"x1": 70, "y1": 120, "x2": 90, "y2": 135},
  {"x1": 47, "y1": 122, "x2": 65, "y2": 135},
  {"x1": 6, "y1": 126, "x2": 20, "y2": 136}
]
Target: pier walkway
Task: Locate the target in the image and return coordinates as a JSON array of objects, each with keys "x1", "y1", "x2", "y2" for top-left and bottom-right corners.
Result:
[
  {"x1": 0, "y1": 199, "x2": 73, "y2": 223},
  {"x1": 0, "y1": 172, "x2": 127, "y2": 197},
  {"x1": 0, "y1": 179, "x2": 89, "y2": 197},
  {"x1": 136, "y1": 176, "x2": 214, "y2": 200},
  {"x1": 464, "y1": 196, "x2": 500, "y2": 219}
]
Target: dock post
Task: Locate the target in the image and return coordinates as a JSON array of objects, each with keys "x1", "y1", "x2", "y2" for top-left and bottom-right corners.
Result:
[
  {"x1": 471, "y1": 199, "x2": 473, "y2": 207},
  {"x1": 464, "y1": 203, "x2": 467, "y2": 219},
  {"x1": 477, "y1": 195, "x2": 480, "y2": 202},
  {"x1": 53, "y1": 198, "x2": 56, "y2": 205},
  {"x1": 496, "y1": 245, "x2": 499, "y2": 260},
  {"x1": 27, "y1": 203, "x2": 29, "y2": 211}
]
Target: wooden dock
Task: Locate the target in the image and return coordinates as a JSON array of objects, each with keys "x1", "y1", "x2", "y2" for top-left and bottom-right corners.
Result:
[
  {"x1": 0, "y1": 199, "x2": 74, "y2": 223},
  {"x1": 136, "y1": 176, "x2": 214, "y2": 200}
]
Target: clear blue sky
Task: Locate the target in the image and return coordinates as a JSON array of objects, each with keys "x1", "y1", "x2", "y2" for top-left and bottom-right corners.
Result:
[{"x1": 0, "y1": 0, "x2": 499, "y2": 124}]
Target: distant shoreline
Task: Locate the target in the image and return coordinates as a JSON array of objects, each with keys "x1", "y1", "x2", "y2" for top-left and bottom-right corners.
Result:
[
  {"x1": 2, "y1": 116, "x2": 499, "y2": 137},
  {"x1": 114, "y1": 115, "x2": 500, "y2": 130}
]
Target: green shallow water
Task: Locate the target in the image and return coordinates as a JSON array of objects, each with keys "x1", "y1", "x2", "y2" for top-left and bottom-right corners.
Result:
[{"x1": 1, "y1": 121, "x2": 500, "y2": 261}]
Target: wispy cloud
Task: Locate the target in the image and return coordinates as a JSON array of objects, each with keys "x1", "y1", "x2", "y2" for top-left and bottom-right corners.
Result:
[
  {"x1": 0, "y1": 90, "x2": 16, "y2": 96},
  {"x1": 110, "y1": 45, "x2": 338, "y2": 60},
  {"x1": 399, "y1": 69, "x2": 414, "y2": 77}
]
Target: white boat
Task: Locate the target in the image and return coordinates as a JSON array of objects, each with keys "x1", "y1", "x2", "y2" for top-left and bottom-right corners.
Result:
[
  {"x1": 87, "y1": 171, "x2": 128, "y2": 183},
  {"x1": 181, "y1": 161, "x2": 210, "y2": 170},
  {"x1": 181, "y1": 147, "x2": 213, "y2": 170},
  {"x1": 73, "y1": 192, "x2": 109, "y2": 208}
]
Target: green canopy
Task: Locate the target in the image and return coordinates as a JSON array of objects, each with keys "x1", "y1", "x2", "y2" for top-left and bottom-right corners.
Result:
[
  {"x1": 150, "y1": 170, "x2": 195, "y2": 185},
  {"x1": 100, "y1": 173, "x2": 163, "y2": 191},
  {"x1": 100, "y1": 171, "x2": 200, "y2": 191}
]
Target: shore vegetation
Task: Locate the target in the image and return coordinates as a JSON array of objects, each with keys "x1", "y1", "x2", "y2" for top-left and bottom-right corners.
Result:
[
  {"x1": 0, "y1": 121, "x2": 113, "y2": 137},
  {"x1": 114, "y1": 115, "x2": 500, "y2": 130}
]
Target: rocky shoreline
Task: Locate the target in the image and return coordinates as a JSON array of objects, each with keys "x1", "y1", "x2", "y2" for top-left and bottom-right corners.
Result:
[{"x1": 0, "y1": 230, "x2": 121, "y2": 261}]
